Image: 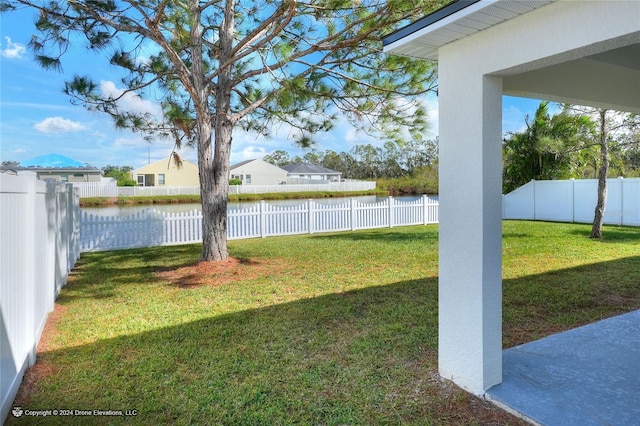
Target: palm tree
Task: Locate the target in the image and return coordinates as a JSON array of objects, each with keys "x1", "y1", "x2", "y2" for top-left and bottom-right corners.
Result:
[{"x1": 503, "y1": 102, "x2": 595, "y2": 193}]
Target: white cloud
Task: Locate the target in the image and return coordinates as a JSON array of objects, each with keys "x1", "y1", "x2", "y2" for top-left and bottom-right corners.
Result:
[
  {"x1": 99, "y1": 80, "x2": 163, "y2": 118},
  {"x1": 91, "y1": 131, "x2": 107, "y2": 139},
  {"x1": 33, "y1": 117, "x2": 86, "y2": 134},
  {"x1": 1, "y1": 37, "x2": 26, "y2": 59},
  {"x1": 114, "y1": 136, "x2": 147, "y2": 147},
  {"x1": 236, "y1": 146, "x2": 268, "y2": 162}
]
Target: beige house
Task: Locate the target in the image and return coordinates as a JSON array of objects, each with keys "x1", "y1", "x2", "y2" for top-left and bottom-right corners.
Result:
[
  {"x1": 230, "y1": 159, "x2": 289, "y2": 185},
  {"x1": 130, "y1": 156, "x2": 199, "y2": 186}
]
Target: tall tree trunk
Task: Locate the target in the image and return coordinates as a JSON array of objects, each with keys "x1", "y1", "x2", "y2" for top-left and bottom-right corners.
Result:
[
  {"x1": 191, "y1": 0, "x2": 233, "y2": 261},
  {"x1": 198, "y1": 0, "x2": 235, "y2": 261},
  {"x1": 197, "y1": 119, "x2": 229, "y2": 261},
  {"x1": 591, "y1": 109, "x2": 608, "y2": 239}
]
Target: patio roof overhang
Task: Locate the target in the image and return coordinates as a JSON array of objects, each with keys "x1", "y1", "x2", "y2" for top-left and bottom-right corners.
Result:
[
  {"x1": 383, "y1": 0, "x2": 552, "y2": 61},
  {"x1": 384, "y1": 0, "x2": 640, "y2": 114}
]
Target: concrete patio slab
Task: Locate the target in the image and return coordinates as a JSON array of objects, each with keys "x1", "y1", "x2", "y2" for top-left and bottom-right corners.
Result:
[{"x1": 486, "y1": 309, "x2": 640, "y2": 426}]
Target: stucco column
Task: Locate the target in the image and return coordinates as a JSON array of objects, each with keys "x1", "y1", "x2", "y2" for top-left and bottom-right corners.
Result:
[{"x1": 438, "y1": 62, "x2": 503, "y2": 394}]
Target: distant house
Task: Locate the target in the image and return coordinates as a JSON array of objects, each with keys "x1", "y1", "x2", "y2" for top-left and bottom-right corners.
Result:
[
  {"x1": 281, "y1": 162, "x2": 342, "y2": 183},
  {"x1": 130, "y1": 156, "x2": 199, "y2": 187},
  {"x1": 230, "y1": 159, "x2": 289, "y2": 185},
  {"x1": 0, "y1": 153, "x2": 101, "y2": 182}
]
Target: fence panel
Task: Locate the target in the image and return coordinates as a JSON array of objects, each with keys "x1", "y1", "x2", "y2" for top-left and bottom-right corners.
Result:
[
  {"x1": 533, "y1": 180, "x2": 574, "y2": 222},
  {"x1": 80, "y1": 196, "x2": 439, "y2": 251},
  {"x1": 502, "y1": 181, "x2": 535, "y2": 220},
  {"x1": 622, "y1": 179, "x2": 640, "y2": 226},
  {"x1": 73, "y1": 181, "x2": 118, "y2": 198},
  {"x1": 504, "y1": 178, "x2": 640, "y2": 226},
  {"x1": 263, "y1": 202, "x2": 310, "y2": 236},
  {"x1": 312, "y1": 200, "x2": 351, "y2": 234},
  {"x1": 228, "y1": 204, "x2": 261, "y2": 239},
  {"x1": 162, "y1": 210, "x2": 203, "y2": 245},
  {"x1": 353, "y1": 198, "x2": 389, "y2": 230},
  {"x1": 1, "y1": 175, "x2": 80, "y2": 423}
]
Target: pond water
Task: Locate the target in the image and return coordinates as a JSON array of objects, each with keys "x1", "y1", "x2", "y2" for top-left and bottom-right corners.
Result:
[{"x1": 81, "y1": 195, "x2": 434, "y2": 216}]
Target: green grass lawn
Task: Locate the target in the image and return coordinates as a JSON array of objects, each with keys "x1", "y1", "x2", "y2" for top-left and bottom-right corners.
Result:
[{"x1": 11, "y1": 221, "x2": 640, "y2": 425}]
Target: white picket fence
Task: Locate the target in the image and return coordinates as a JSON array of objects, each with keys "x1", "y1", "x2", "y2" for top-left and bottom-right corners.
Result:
[
  {"x1": 0, "y1": 175, "x2": 80, "y2": 423},
  {"x1": 81, "y1": 195, "x2": 439, "y2": 252},
  {"x1": 503, "y1": 177, "x2": 640, "y2": 226}
]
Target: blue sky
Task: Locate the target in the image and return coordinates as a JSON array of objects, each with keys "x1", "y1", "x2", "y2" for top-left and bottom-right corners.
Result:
[{"x1": 1, "y1": 8, "x2": 543, "y2": 170}]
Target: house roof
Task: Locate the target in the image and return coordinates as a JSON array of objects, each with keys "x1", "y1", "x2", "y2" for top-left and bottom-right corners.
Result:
[
  {"x1": 280, "y1": 163, "x2": 341, "y2": 175},
  {"x1": 230, "y1": 159, "x2": 257, "y2": 170},
  {"x1": 19, "y1": 153, "x2": 92, "y2": 168},
  {"x1": 383, "y1": 0, "x2": 553, "y2": 60}
]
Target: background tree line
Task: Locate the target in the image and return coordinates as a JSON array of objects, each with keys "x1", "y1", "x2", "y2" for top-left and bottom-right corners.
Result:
[{"x1": 264, "y1": 138, "x2": 438, "y2": 177}]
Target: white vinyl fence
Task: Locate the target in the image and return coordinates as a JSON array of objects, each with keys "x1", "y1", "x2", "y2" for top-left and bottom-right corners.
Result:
[
  {"x1": 503, "y1": 177, "x2": 640, "y2": 226},
  {"x1": 1, "y1": 175, "x2": 80, "y2": 423},
  {"x1": 73, "y1": 181, "x2": 118, "y2": 198},
  {"x1": 227, "y1": 181, "x2": 377, "y2": 194},
  {"x1": 81, "y1": 195, "x2": 439, "y2": 252},
  {"x1": 74, "y1": 181, "x2": 376, "y2": 198},
  {"x1": 116, "y1": 185, "x2": 201, "y2": 197}
]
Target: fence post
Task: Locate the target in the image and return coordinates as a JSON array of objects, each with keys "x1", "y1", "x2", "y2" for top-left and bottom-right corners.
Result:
[
  {"x1": 350, "y1": 198, "x2": 356, "y2": 231},
  {"x1": 570, "y1": 178, "x2": 575, "y2": 223},
  {"x1": 68, "y1": 184, "x2": 76, "y2": 272},
  {"x1": 388, "y1": 196, "x2": 394, "y2": 228},
  {"x1": 308, "y1": 199, "x2": 315, "y2": 234},
  {"x1": 25, "y1": 177, "x2": 38, "y2": 366},
  {"x1": 260, "y1": 200, "x2": 266, "y2": 238},
  {"x1": 618, "y1": 176, "x2": 624, "y2": 225},
  {"x1": 423, "y1": 194, "x2": 429, "y2": 225},
  {"x1": 532, "y1": 179, "x2": 536, "y2": 221}
]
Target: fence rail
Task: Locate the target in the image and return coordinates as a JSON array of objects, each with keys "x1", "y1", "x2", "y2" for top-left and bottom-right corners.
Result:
[
  {"x1": 1, "y1": 175, "x2": 80, "y2": 423},
  {"x1": 81, "y1": 195, "x2": 438, "y2": 252}
]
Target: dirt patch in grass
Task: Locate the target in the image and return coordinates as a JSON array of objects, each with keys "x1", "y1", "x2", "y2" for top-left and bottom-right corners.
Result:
[{"x1": 156, "y1": 257, "x2": 291, "y2": 288}]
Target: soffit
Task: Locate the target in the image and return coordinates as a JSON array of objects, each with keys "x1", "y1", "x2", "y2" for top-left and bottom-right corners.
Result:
[{"x1": 383, "y1": 0, "x2": 554, "y2": 60}]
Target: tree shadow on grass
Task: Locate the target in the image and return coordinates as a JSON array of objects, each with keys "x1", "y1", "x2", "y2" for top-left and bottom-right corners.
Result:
[
  {"x1": 568, "y1": 225, "x2": 640, "y2": 243},
  {"x1": 309, "y1": 226, "x2": 439, "y2": 244},
  {"x1": 58, "y1": 244, "x2": 204, "y2": 302},
  {"x1": 9, "y1": 276, "x2": 527, "y2": 426},
  {"x1": 10, "y1": 256, "x2": 640, "y2": 425}
]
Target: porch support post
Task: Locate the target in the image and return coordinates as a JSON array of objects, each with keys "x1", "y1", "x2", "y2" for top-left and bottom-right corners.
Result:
[{"x1": 438, "y1": 61, "x2": 503, "y2": 394}]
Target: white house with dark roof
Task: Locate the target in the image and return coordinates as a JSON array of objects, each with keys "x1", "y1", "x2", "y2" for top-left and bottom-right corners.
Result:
[
  {"x1": 281, "y1": 162, "x2": 342, "y2": 183},
  {"x1": 383, "y1": 0, "x2": 640, "y2": 400},
  {"x1": 229, "y1": 159, "x2": 289, "y2": 185},
  {"x1": 0, "y1": 153, "x2": 101, "y2": 182}
]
